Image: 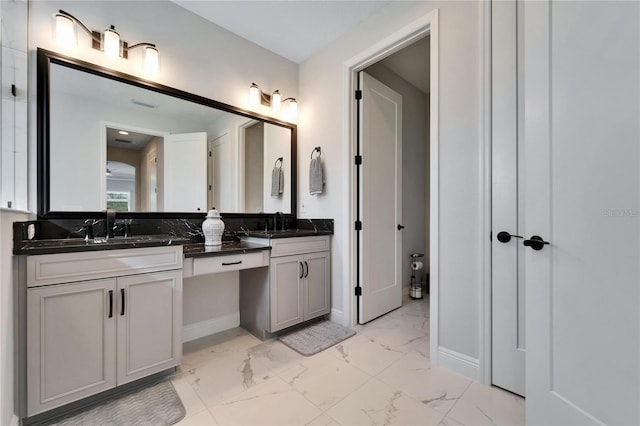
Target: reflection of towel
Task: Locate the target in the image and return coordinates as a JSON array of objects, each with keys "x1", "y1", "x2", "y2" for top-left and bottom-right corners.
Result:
[
  {"x1": 309, "y1": 157, "x2": 324, "y2": 195},
  {"x1": 271, "y1": 165, "x2": 284, "y2": 197}
]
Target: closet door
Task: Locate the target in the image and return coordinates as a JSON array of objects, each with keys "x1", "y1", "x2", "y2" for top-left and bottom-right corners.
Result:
[
  {"x1": 524, "y1": 1, "x2": 639, "y2": 424},
  {"x1": 491, "y1": 0, "x2": 525, "y2": 397}
]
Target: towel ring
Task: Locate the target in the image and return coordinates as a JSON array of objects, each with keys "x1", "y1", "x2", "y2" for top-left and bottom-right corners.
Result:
[
  {"x1": 310, "y1": 146, "x2": 321, "y2": 159},
  {"x1": 274, "y1": 157, "x2": 283, "y2": 167}
]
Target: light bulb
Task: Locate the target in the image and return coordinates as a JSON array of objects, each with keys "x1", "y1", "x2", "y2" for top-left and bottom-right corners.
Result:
[
  {"x1": 55, "y1": 14, "x2": 76, "y2": 49},
  {"x1": 271, "y1": 90, "x2": 282, "y2": 111},
  {"x1": 289, "y1": 99, "x2": 298, "y2": 117},
  {"x1": 249, "y1": 83, "x2": 260, "y2": 107},
  {"x1": 103, "y1": 25, "x2": 120, "y2": 58},
  {"x1": 144, "y1": 46, "x2": 159, "y2": 74}
]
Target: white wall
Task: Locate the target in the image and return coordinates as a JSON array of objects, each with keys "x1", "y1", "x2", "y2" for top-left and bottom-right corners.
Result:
[
  {"x1": 0, "y1": 209, "x2": 30, "y2": 426},
  {"x1": 1, "y1": 0, "x2": 28, "y2": 212},
  {"x1": 365, "y1": 62, "x2": 429, "y2": 288},
  {"x1": 299, "y1": 1, "x2": 482, "y2": 360}
]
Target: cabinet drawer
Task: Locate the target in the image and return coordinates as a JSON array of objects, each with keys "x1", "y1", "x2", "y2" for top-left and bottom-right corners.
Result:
[
  {"x1": 270, "y1": 236, "x2": 330, "y2": 257},
  {"x1": 190, "y1": 251, "x2": 269, "y2": 276},
  {"x1": 27, "y1": 246, "x2": 183, "y2": 288}
]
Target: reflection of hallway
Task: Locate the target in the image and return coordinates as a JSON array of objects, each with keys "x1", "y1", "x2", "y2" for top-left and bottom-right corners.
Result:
[{"x1": 173, "y1": 297, "x2": 524, "y2": 425}]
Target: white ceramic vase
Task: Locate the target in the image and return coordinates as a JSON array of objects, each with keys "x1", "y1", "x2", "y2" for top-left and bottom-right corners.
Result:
[{"x1": 202, "y1": 208, "x2": 225, "y2": 246}]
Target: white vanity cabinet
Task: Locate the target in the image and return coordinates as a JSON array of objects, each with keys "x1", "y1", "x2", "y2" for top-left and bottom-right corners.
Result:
[
  {"x1": 23, "y1": 246, "x2": 183, "y2": 416},
  {"x1": 240, "y1": 236, "x2": 330, "y2": 339}
]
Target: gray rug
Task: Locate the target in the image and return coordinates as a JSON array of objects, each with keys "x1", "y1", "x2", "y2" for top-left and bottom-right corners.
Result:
[
  {"x1": 48, "y1": 380, "x2": 185, "y2": 426},
  {"x1": 279, "y1": 320, "x2": 356, "y2": 356}
]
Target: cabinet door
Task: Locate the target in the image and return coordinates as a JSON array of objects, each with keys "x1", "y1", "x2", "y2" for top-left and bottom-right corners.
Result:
[
  {"x1": 270, "y1": 255, "x2": 304, "y2": 332},
  {"x1": 303, "y1": 251, "x2": 331, "y2": 320},
  {"x1": 27, "y1": 279, "x2": 116, "y2": 416},
  {"x1": 116, "y1": 270, "x2": 182, "y2": 385}
]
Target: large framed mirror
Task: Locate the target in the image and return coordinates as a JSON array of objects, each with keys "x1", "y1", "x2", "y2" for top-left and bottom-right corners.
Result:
[{"x1": 37, "y1": 48, "x2": 297, "y2": 219}]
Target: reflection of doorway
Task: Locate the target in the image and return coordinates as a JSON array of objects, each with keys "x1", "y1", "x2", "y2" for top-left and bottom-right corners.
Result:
[
  {"x1": 106, "y1": 161, "x2": 136, "y2": 211},
  {"x1": 102, "y1": 122, "x2": 166, "y2": 212},
  {"x1": 243, "y1": 122, "x2": 264, "y2": 213}
]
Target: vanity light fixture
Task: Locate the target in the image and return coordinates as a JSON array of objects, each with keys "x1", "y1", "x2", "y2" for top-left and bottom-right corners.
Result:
[
  {"x1": 248, "y1": 83, "x2": 297, "y2": 117},
  {"x1": 53, "y1": 10, "x2": 160, "y2": 74}
]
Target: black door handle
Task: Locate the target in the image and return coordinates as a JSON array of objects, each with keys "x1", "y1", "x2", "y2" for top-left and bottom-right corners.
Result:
[
  {"x1": 523, "y1": 235, "x2": 550, "y2": 251},
  {"x1": 304, "y1": 261, "x2": 309, "y2": 278},
  {"x1": 120, "y1": 288, "x2": 125, "y2": 316},
  {"x1": 299, "y1": 262, "x2": 304, "y2": 279},
  {"x1": 108, "y1": 290, "x2": 113, "y2": 318},
  {"x1": 398, "y1": 224, "x2": 405, "y2": 230},
  {"x1": 496, "y1": 231, "x2": 523, "y2": 243}
]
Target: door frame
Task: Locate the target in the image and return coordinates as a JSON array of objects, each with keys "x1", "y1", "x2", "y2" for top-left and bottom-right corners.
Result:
[
  {"x1": 343, "y1": 8, "x2": 440, "y2": 360},
  {"x1": 344, "y1": 4, "x2": 493, "y2": 382}
]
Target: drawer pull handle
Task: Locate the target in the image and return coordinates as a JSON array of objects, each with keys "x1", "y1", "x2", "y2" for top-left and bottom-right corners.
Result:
[
  {"x1": 120, "y1": 288, "x2": 125, "y2": 316},
  {"x1": 108, "y1": 290, "x2": 113, "y2": 318},
  {"x1": 222, "y1": 261, "x2": 242, "y2": 266}
]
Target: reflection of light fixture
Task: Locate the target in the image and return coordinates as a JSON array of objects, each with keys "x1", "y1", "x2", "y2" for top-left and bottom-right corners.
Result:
[
  {"x1": 248, "y1": 83, "x2": 296, "y2": 116},
  {"x1": 53, "y1": 10, "x2": 160, "y2": 74}
]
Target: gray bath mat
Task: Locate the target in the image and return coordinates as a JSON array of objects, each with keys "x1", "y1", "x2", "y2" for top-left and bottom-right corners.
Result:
[
  {"x1": 48, "y1": 380, "x2": 185, "y2": 426},
  {"x1": 279, "y1": 320, "x2": 356, "y2": 356}
]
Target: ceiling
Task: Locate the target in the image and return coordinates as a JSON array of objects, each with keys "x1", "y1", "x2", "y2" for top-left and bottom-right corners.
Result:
[
  {"x1": 172, "y1": 1, "x2": 429, "y2": 93},
  {"x1": 172, "y1": 1, "x2": 393, "y2": 64}
]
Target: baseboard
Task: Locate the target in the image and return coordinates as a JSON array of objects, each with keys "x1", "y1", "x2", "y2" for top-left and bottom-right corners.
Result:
[
  {"x1": 182, "y1": 312, "x2": 240, "y2": 343},
  {"x1": 437, "y1": 347, "x2": 480, "y2": 381},
  {"x1": 329, "y1": 308, "x2": 346, "y2": 326}
]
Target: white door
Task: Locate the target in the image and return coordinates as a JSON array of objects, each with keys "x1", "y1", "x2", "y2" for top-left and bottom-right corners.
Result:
[
  {"x1": 146, "y1": 148, "x2": 158, "y2": 212},
  {"x1": 211, "y1": 133, "x2": 231, "y2": 211},
  {"x1": 491, "y1": 0, "x2": 525, "y2": 397},
  {"x1": 358, "y1": 72, "x2": 403, "y2": 324},
  {"x1": 163, "y1": 132, "x2": 207, "y2": 212},
  {"x1": 524, "y1": 1, "x2": 639, "y2": 424}
]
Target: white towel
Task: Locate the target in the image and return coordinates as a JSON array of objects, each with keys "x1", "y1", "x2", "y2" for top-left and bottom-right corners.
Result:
[
  {"x1": 309, "y1": 157, "x2": 324, "y2": 195},
  {"x1": 271, "y1": 165, "x2": 284, "y2": 198}
]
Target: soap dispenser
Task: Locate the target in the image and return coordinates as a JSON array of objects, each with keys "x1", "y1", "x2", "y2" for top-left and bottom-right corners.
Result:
[{"x1": 202, "y1": 208, "x2": 225, "y2": 246}]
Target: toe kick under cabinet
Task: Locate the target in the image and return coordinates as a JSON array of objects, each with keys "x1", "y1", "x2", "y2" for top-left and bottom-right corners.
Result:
[
  {"x1": 240, "y1": 236, "x2": 330, "y2": 340},
  {"x1": 18, "y1": 246, "x2": 183, "y2": 417}
]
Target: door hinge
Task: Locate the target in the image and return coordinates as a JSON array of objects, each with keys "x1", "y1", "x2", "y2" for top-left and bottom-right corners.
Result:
[
  {"x1": 208, "y1": 185, "x2": 212, "y2": 191},
  {"x1": 355, "y1": 221, "x2": 362, "y2": 231},
  {"x1": 355, "y1": 155, "x2": 362, "y2": 165},
  {"x1": 355, "y1": 286, "x2": 362, "y2": 296},
  {"x1": 355, "y1": 90, "x2": 362, "y2": 100},
  {"x1": 209, "y1": 151, "x2": 212, "y2": 157}
]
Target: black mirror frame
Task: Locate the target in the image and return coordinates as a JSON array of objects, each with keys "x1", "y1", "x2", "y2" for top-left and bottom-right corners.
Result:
[{"x1": 37, "y1": 48, "x2": 297, "y2": 220}]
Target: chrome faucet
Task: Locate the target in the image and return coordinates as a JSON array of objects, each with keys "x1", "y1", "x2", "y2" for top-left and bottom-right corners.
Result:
[
  {"x1": 105, "y1": 209, "x2": 116, "y2": 239},
  {"x1": 82, "y1": 219, "x2": 95, "y2": 241}
]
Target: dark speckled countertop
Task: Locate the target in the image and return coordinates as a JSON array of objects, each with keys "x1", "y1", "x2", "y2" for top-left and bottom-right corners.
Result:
[
  {"x1": 14, "y1": 235, "x2": 190, "y2": 256},
  {"x1": 243, "y1": 229, "x2": 333, "y2": 239},
  {"x1": 183, "y1": 240, "x2": 271, "y2": 258}
]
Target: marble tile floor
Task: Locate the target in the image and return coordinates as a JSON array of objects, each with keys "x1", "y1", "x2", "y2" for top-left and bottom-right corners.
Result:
[{"x1": 172, "y1": 296, "x2": 524, "y2": 425}]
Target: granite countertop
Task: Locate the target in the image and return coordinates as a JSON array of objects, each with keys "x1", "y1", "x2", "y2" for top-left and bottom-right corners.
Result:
[
  {"x1": 183, "y1": 240, "x2": 271, "y2": 258},
  {"x1": 243, "y1": 229, "x2": 333, "y2": 239},
  {"x1": 13, "y1": 234, "x2": 190, "y2": 256}
]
